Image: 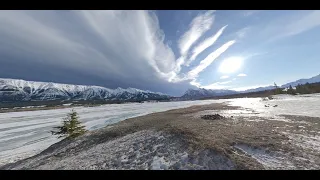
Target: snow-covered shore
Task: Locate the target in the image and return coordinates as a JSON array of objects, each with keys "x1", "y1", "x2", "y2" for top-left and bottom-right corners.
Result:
[{"x1": 1, "y1": 93, "x2": 320, "y2": 169}]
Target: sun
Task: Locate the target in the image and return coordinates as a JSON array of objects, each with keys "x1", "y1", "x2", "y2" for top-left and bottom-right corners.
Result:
[{"x1": 218, "y1": 56, "x2": 243, "y2": 74}]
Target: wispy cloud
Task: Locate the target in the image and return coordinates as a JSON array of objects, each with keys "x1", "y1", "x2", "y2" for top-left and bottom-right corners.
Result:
[
  {"x1": 242, "y1": 10, "x2": 260, "y2": 17},
  {"x1": 168, "y1": 10, "x2": 219, "y2": 83},
  {"x1": 190, "y1": 79, "x2": 201, "y2": 87},
  {"x1": 170, "y1": 13, "x2": 233, "y2": 86},
  {"x1": 260, "y1": 10, "x2": 320, "y2": 43},
  {"x1": 201, "y1": 80, "x2": 233, "y2": 89},
  {"x1": 200, "y1": 75, "x2": 240, "y2": 90},
  {"x1": 220, "y1": 75, "x2": 229, "y2": 79},
  {"x1": 282, "y1": 10, "x2": 320, "y2": 38},
  {"x1": 236, "y1": 27, "x2": 250, "y2": 39},
  {"x1": 187, "y1": 40, "x2": 236, "y2": 79},
  {"x1": 178, "y1": 10, "x2": 215, "y2": 56},
  {"x1": 237, "y1": 73, "x2": 247, "y2": 77},
  {"x1": 231, "y1": 84, "x2": 272, "y2": 91},
  {"x1": 186, "y1": 25, "x2": 228, "y2": 66},
  {"x1": 243, "y1": 52, "x2": 269, "y2": 60}
]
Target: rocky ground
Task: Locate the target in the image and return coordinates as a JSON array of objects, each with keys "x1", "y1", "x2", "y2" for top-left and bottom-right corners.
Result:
[{"x1": 1, "y1": 101, "x2": 320, "y2": 170}]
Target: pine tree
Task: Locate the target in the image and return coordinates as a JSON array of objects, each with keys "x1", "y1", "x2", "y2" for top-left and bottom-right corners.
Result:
[
  {"x1": 288, "y1": 85, "x2": 296, "y2": 95},
  {"x1": 304, "y1": 82, "x2": 311, "y2": 94},
  {"x1": 274, "y1": 82, "x2": 282, "y2": 94},
  {"x1": 51, "y1": 109, "x2": 87, "y2": 139},
  {"x1": 296, "y1": 84, "x2": 301, "y2": 93}
]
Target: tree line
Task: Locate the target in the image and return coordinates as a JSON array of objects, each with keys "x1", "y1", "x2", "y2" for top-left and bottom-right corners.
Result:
[{"x1": 274, "y1": 82, "x2": 320, "y2": 95}]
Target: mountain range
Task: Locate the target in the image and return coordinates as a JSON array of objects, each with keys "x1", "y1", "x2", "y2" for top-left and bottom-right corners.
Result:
[
  {"x1": 281, "y1": 74, "x2": 320, "y2": 88},
  {"x1": 0, "y1": 78, "x2": 170, "y2": 102},
  {"x1": 1, "y1": 74, "x2": 319, "y2": 103},
  {"x1": 180, "y1": 74, "x2": 320, "y2": 99},
  {"x1": 181, "y1": 88, "x2": 238, "y2": 99}
]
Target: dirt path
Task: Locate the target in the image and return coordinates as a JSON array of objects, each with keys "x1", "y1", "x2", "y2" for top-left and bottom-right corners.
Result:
[{"x1": 1, "y1": 102, "x2": 319, "y2": 170}]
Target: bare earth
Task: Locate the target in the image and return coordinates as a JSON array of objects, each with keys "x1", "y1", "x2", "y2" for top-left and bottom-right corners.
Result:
[{"x1": 1, "y1": 102, "x2": 320, "y2": 170}]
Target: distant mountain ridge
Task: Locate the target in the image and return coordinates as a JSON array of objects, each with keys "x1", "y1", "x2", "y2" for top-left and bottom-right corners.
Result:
[
  {"x1": 181, "y1": 88, "x2": 238, "y2": 100},
  {"x1": 0, "y1": 78, "x2": 170, "y2": 102},
  {"x1": 239, "y1": 86, "x2": 276, "y2": 93},
  {"x1": 281, "y1": 74, "x2": 320, "y2": 88},
  {"x1": 181, "y1": 74, "x2": 320, "y2": 99},
  {"x1": 240, "y1": 74, "x2": 320, "y2": 93}
]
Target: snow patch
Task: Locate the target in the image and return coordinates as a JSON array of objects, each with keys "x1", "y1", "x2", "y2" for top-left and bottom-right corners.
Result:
[
  {"x1": 286, "y1": 133, "x2": 320, "y2": 153},
  {"x1": 234, "y1": 144, "x2": 295, "y2": 169},
  {"x1": 151, "y1": 156, "x2": 171, "y2": 170},
  {"x1": 228, "y1": 94, "x2": 320, "y2": 118}
]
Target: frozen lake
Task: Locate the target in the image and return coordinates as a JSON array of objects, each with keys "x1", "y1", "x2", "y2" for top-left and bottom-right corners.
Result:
[
  {"x1": 0, "y1": 99, "x2": 226, "y2": 166},
  {"x1": 1, "y1": 93, "x2": 320, "y2": 166}
]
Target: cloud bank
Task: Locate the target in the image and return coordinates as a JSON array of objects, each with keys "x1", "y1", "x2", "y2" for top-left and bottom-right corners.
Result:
[
  {"x1": 0, "y1": 11, "x2": 176, "y2": 94},
  {"x1": 13, "y1": 11, "x2": 312, "y2": 95}
]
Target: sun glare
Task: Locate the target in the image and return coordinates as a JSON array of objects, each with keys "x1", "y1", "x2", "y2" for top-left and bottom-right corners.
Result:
[{"x1": 218, "y1": 56, "x2": 243, "y2": 74}]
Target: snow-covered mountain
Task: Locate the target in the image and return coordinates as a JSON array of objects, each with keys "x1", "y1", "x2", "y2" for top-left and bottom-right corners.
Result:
[
  {"x1": 2, "y1": 74, "x2": 319, "y2": 102},
  {"x1": 0, "y1": 78, "x2": 170, "y2": 102},
  {"x1": 180, "y1": 74, "x2": 320, "y2": 99},
  {"x1": 181, "y1": 88, "x2": 238, "y2": 100},
  {"x1": 281, "y1": 74, "x2": 320, "y2": 88}
]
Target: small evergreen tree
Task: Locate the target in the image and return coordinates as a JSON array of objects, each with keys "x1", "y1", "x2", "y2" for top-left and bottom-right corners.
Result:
[
  {"x1": 51, "y1": 109, "x2": 87, "y2": 139},
  {"x1": 304, "y1": 82, "x2": 311, "y2": 94},
  {"x1": 296, "y1": 84, "x2": 302, "y2": 93},
  {"x1": 274, "y1": 82, "x2": 282, "y2": 94},
  {"x1": 287, "y1": 85, "x2": 296, "y2": 95}
]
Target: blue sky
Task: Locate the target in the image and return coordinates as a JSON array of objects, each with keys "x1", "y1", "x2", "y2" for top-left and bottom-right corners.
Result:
[{"x1": 0, "y1": 10, "x2": 319, "y2": 95}]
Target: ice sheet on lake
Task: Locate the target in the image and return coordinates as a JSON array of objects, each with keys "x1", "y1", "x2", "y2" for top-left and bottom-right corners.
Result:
[{"x1": 0, "y1": 99, "x2": 225, "y2": 166}]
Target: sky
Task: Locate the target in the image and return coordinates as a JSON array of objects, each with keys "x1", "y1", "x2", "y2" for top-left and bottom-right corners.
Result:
[{"x1": 0, "y1": 10, "x2": 320, "y2": 96}]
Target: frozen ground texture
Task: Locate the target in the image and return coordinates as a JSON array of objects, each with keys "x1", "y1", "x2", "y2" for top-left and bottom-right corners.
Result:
[
  {"x1": 228, "y1": 93, "x2": 320, "y2": 118},
  {"x1": 227, "y1": 94, "x2": 320, "y2": 169},
  {"x1": 2, "y1": 130, "x2": 235, "y2": 170},
  {"x1": 0, "y1": 99, "x2": 225, "y2": 166},
  {"x1": 1, "y1": 93, "x2": 320, "y2": 169},
  {"x1": 233, "y1": 144, "x2": 296, "y2": 170}
]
